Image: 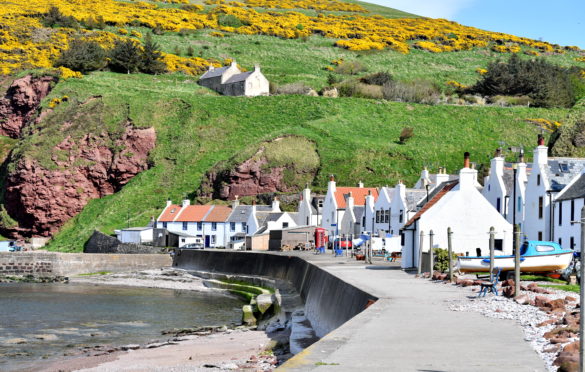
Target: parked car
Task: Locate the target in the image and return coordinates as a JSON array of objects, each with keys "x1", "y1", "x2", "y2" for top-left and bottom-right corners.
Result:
[
  {"x1": 329, "y1": 238, "x2": 352, "y2": 249},
  {"x1": 181, "y1": 243, "x2": 204, "y2": 250}
]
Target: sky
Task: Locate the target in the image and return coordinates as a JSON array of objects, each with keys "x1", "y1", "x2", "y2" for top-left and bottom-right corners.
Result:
[{"x1": 367, "y1": 0, "x2": 585, "y2": 48}]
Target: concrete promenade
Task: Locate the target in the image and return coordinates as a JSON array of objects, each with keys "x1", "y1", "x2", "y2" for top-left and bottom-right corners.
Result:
[{"x1": 280, "y1": 253, "x2": 545, "y2": 372}]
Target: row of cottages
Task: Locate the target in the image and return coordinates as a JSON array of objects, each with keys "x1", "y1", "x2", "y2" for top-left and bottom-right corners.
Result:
[
  {"x1": 401, "y1": 153, "x2": 513, "y2": 269},
  {"x1": 156, "y1": 197, "x2": 297, "y2": 248},
  {"x1": 198, "y1": 61, "x2": 269, "y2": 97},
  {"x1": 482, "y1": 136, "x2": 585, "y2": 250}
]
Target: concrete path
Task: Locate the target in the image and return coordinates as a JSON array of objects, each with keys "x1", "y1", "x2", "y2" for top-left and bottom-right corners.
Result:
[{"x1": 280, "y1": 253, "x2": 545, "y2": 372}]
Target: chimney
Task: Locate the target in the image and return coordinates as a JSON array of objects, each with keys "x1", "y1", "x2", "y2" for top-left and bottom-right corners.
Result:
[
  {"x1": 166, "y1": 198, "x2": 172, "y2": 207},
  {"x1": 231, "y1": 60, "x2": 237, "y2": 67},
  {"x1": 254, "y1": 64, "x2": 260, "y2": 72},
  {"x1": 208, "y1": 64, "x2": 214, "y2": 71},
  {"x1": 328, "y1": 174, "x2": 336, "y2": 194},
  {"x1": 396, "y1": 181, "x2": 406, "y2": 200},
  {"x1": 495, "y1": 147, "x2": 502, "y2": 158},
  {"x1": 518, "y1": 149, "x2": 525, "y2": 164},
  {"x1": 181, "y1": 199, "x2": 190, "y2": 208},
  {"x1": 302, "y1": 186, "x2": 311, "y2": 204},
  {"x1": 365, "y1": 189, "x2": 375, "y2": 209},
  {"x1": 272, "y1": 197, "x2": 280, "y2": 212},
  {"x1": 491, "y1": 153, "x2": 504, "y2": 177},
  {"x1": 347, "y1": 192, "x2": 355, "y2": 211},
  {"x1": 534, "y1": 135, "x2": 548, "y2": 165},
  {"x1": 435, "y1": 167, "x2": 449, "y2": 186},
  {"x1": 463, "y1": 152, "x2": 470, "y2": 168},
  {"x1": 232, "y1": 195, "x2": 240, "y2": 209},
  {"x1": 358, "y1": 180, "x2": 364, "y2": 188},
  {"x1": 459, "y1": 152, "x2": 477, "y2": 190}
]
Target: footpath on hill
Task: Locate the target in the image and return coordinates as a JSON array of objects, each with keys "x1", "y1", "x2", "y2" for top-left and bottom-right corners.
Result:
[{"x1": 281, "y1": 252, "x2": 544, "y2": 372}]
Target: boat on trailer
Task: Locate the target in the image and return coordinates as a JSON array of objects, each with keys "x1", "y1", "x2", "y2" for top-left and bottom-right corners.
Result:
[{"x1": 456, "y1": 240, "x2": 573, "y2": 273}]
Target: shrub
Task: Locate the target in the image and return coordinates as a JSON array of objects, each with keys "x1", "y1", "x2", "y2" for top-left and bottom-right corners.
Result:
[
  {"x1": 141, "y1": 33, "x2": 166, "y2": 75},
  {"x1": 468, "y1": 55, "x2": 580, "y2": 108},
  {"x1": 334, "y1": 60, "x2": 366, "y2": 75},
  {"x1": 109, "y1": 39, "x2": 143, "y2": 74},
  {"x1": 338, "y1": 82, "x2": 383, "y2": 99},
  {"x1": 173, "y1": 46, "x2": 181, "y2": 56},
  {"x1": 398, "y1": 127, "x2": 414, "y2": 144},
  {"x1": 275, "y1": 82, "x2": 312, "y2": 95},
  {"x1": 327, "y1": 73, "x2": 340, "y2": 86},
  {"x1": 186, "y1": 46, "x2": 195, "y2": 57},
  {"x1": 218, "y1": 14, "x2": 246, "y2": 28},
  {"x1": 433, "y1": 248, "x2": 458, "y2": 273},
  {"x1": 382, "y1": 79, "x2": 440, "y2": 104},
  {"x1": 42, "y1": 6, "x2": 79, "y2": 28},
  {"x1": 56, "y1": 39, "x2": 107, "y2": 73},
  {"x1": 360, "y1": 71, "x2": 393, "y2": 86}
]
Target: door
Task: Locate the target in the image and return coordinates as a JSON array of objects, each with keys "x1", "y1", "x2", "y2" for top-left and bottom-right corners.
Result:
[{"x1": 205, "y1": 236, "x2": 211, "y2": 248}]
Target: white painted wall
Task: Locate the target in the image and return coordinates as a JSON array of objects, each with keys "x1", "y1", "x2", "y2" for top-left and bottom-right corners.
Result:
[
  {"x1": 482, "y1": 156, "x2": 507, "y2": 216},
  {"x1": 524, "y1": 145, "x2": 551, "y2": 241},
  {"x1": 322, "y1": 178, "x2": 339, "y2": 234},
  {"x1": 554, "y1": 198, "x2": 584, "y2": 251},
  {"x1": 373, "y1": 187, "x2": 393, "y2": 234},
  {"x1": 117, "y1": 229, "x2": 153, "y2": 244}
]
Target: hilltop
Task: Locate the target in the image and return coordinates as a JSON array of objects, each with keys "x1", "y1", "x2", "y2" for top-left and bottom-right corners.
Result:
[{"x1": 0, "y1": 0, "x2": 583, "y2": 250}]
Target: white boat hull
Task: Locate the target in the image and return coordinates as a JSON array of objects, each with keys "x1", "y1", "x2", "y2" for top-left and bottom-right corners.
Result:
[{"x1": 457, "y1": 252, "x2": 573, "y2": 273}]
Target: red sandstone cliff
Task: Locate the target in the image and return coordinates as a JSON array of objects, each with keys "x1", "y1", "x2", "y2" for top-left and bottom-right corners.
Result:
[
  {"x1": 3, "y1": 122, "x2": 156, "y2": 238},
  {"x1": 0, "y1": 75, "x2": 57, "y2": 138}
]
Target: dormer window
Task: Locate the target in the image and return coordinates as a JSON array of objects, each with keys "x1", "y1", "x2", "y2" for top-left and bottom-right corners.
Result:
[
  {"x1": 170, "y1": 208, "x2": 176, "y2": 213},
  {"x1": 559, "y1": 163, "x2": 569, "y2": 173}
]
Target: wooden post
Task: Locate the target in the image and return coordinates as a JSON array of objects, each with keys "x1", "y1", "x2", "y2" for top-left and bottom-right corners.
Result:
[
  {"x1": 514, "y1": 224, "x2": 521, "y2": 298},
  {"x1": 447, "y1": 227, "x2": 453, "y2": 282},
  {"x1": 489, "y1": 227, "x2": 495, "y2": 282},
  {"x1": 579, "y1": 205, "x2": 585, "y2": 372},
  {"x1": 429, "y1": 230, "x2": 434, "y2": 274},
  {"x1": 417, "y1": 230, "x2": 424, "y2": 275}
]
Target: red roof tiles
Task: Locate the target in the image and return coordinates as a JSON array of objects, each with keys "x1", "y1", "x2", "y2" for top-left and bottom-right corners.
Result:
[
  {"x1": 203, "y1": 205, "x2": 233, "y2": 222},
  {"x1": 334, "y1": 187, "x2": 378, "y2": 209},
  {"x1": 175, "y1": 205, "x2": 212, "y2": 222},
  {"x1": 158, "y1": 204, "x2": 182, "y2": 222}
]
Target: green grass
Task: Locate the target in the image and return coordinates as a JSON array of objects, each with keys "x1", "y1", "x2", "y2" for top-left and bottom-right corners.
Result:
[
  {"x1": 12, "y1": 71, "x2": 569, "y2": 251},
  {"x1": 520, "y1": 275, "x2": 566, "y2": 284},
  {"x1": 541, "y1": 284, "x2": 580, "y2": 294},
  {"x1": 78, "y1": 271, "x2": 111, "y2": 276}
]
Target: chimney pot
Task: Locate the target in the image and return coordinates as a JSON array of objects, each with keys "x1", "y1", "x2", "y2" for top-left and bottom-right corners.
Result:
[
  {"x1": 495, "y1": 147, "x2": 502, "y2": 157},
  {"x1": 464, "y1": 152, "x2": 470, "y2": 168},
  {"x1": 538, "y1": 134, "x2": 545, "y2": 146},
  {"x1": 329, "y1": 174, "x2": 335, "y2": 182},
  {"x1": 519, "y1": 149, "x2": 525, "y2": 163}
]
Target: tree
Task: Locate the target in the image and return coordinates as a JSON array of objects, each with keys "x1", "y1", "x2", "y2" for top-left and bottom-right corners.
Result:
[
  {"x1": 109, "y1": 39, "x2": 143, "y2": 74},
  {"x1": 141, "y1": 33, "x2": 166, "y2": 75},
  {"x1": 56, "y1": 39, "x2": 107, "y2": 73},
  {"x1": 42, "y1": 6, "x2": 79, "y2": 29}
]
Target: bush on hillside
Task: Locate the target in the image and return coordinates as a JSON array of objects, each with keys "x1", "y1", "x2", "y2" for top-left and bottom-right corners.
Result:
[
  {"x1": 338, "y1": 81, "x2": 383, "y2": 99},
  {"x1": 468, "y1": 55, "x2": 583, "y2": 108},
  {"x1": 218, "y1": 14, "x2": 248, "y2": 28},
  {"x1": 399, "y1": 127, "x2": 414, "y2": 144},
  {"x1": 275, "y1": 82, "x2": 313, "y2": 95},
  {"x1": 360, "y1": 71, "x2": 393, "y2": 86},
  {"x1": 42, "y1": 6, "x2": 79, "y2": 29},
  {"x1": 141, "y1": 33, "x2": 166, "y2": 75},
  {"x1": 109, "y1": 39, "x2": 143, "y2": 74},
  {"x1": 334, "y1": 60, "x2": 366, "y2": 75},
  {"x1": 56, "y1": 39, "x2": 107, "y2": 73},
  {"x1": 382, "y1": 79, "x2": 440, "y2": 104}
]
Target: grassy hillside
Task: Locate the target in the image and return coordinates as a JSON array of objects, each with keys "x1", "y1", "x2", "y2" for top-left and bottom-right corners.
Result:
[{"x1": 27, "y1": 71, "x2": 569, "y2": 251}]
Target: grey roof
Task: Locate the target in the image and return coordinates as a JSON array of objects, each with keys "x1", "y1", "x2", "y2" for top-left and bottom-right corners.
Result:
[
  {"x1": 556, "y1": 173, "x2": 585, "y2": 201},
  {"x1": 502, "y1": 169, "x2": 514, "y2": 195},
  {"x1": 545, "y1": 158, "x2": 585, "y2": 192},
  {"x1": 255, "y1": 211, "x2": 270, "y2": 227},
  {"x1": 227, "y1": 205, "x2": 252, "y2": 223},
  {"x1": 353, "y1": 206, "x2": 365, "y2": 223},
  {"x1": 224, "y1": 71, "x2": 253, "y2": 84},
  {"x1": 265, "y1": 212, "x2": 285, "y2": 222},
  {"x1": 416, "y1": 180, "x2": 458, "y2": 209},
  {"x1": 405, "y1": 190, "x2": 427, "y2": 210},
  {"x1": 310, "y1": 196, "x2": 325, "y2": 214},
  {"x1": 169, "y1": 231, "x2": 198, "y2": 238},
  {"x1": 121, "y1": 227, "x2": 153, "y2": 231},
  {"x1": 200, "y1": 66, "x2": 230, "y2": 79}
]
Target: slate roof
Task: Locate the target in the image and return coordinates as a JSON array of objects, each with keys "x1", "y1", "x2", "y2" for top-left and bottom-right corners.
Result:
[
  {"x1": 266, "y1": 212, "x2": 285, "y2": 222},
  {"x1": 405, "y1": 181, "x2": 459, "y2": 227},
  {"x1": 545, "y1": 158, "x2": 585, "y2": 192},
  {"x1": 334, "y1": 187, "x2": 379, "y2": 209},
  {"x1": 556, "y1": 173, "x2": 585, "y2": 201},
  {"x1": 200, "y1": 66, "x2": 230, "y2": 79},
  {"x1": 224, "y1": 71, "x2": 253, "y2": 84},
  {"x1": 121, "y1": 227, "x2": 153, "y2": 231},
  {"x1": 227, "y1": 205, "x2": 252, "y2": 223},
  {"x1": 405, "y1": 190, "x2": 427, "y2": 210},
  {"x1": 353, "y1": 206, "x2": 365, "y2": 223}
]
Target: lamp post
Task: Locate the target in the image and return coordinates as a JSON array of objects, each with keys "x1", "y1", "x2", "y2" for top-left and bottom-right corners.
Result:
[
  {"x1": 546, "y1": 190, "x2": 555, "y2": 241},
  {"x1": 570, "y1": 205, "x2": 585, "y2": 372},
  {"x1": 512, "y1": 164, "x2": 517, "y2": 249}
]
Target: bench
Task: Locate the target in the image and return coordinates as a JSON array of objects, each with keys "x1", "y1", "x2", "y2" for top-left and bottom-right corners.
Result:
[{"x1": 477, "y1": 268, "x2": 501, "y2": 297}]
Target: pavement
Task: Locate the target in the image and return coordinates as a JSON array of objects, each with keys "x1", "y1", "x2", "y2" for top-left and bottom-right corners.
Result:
[{"x1": 279, "y1": 252, "x2": 545, "y2": 372}]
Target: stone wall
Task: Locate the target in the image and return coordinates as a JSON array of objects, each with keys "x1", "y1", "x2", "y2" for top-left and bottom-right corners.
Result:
[
  {"x1": 84, "y1": 230, "x2": 166, "y2": 254},
  {"x1": 0, "y1": 252, "x2": 171, "y2": 276}
]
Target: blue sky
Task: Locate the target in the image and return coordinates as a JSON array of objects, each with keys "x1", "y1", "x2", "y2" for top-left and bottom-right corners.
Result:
[{"x1": 366, "y1": 0, "x2": 585, "y2": 48}]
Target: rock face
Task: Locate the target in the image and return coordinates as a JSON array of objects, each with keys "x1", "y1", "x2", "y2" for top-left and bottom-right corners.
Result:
[
  {"x1": 199, "y1": 136, "x2": 319, "y2": 200},
  {"x1": 3, "y1": 123, "x2": 156, "y2": 237},
  {"x1": 0, "y1": 75, "x2": 57, "y2": 138}
]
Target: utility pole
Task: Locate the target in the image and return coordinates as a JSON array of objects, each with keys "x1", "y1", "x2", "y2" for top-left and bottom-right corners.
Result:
[
  {"x1": 514, "y1": 224, "x2": 521, "y2": 298},
  {"x1": 489, "y1": 227, "x2": 495, "y2": 282},
  {"x1": 429, "y1": 230, "x2": 434, "y2": 274},
  {"x1": 417, "y1": 230, "x2": 424, "y2": 275},
  {"x1": 571, "y1": 206, "x2": 585, "y2": 372},
  {"x1": 447, "y1": 227, "x2": 453, "y2": 282}
]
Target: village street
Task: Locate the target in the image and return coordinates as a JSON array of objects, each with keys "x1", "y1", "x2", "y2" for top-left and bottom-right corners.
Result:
[{"x1": 280, "y1": 252, "x2": 545, "y2": 372}]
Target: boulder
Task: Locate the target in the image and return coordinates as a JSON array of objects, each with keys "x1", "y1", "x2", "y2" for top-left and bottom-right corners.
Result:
[
  {"x1": 535, "y1": 296, "x2": 549, "y2": 308},
  {"x1": 306, "y1": 89, "x2": 319, "y2": 97},
  {"x1": 527, "y1": 283, "x2": 539, "y2": 291},
  {"x1": 460, "y1": 280, "x2": 474, "y2": 287},
  {"x1": 321, "y1": 87, "x2": 338, "y2": 98},
  {"x1": 502, "y1": 286, "x2": 515, "y2": 298},
  {"x1": 242, "y1": 305, "x2": 257, "y2": 326},
  {"x1": 501, "y1": 279, "x2": 515, "y2": 287},
  {"x1": 554, "y1": 349, "x2": 579, "y2": 372},
  {"x1": 256, "y1": 294, "x2": 274, "y2": 314},
  {"x1": 432, "y1": 271, "x2": 442, "y2": 280},
  {"x1": 537, "y1": 319, "x2": 556, "y2": 327},
  {"x1": 514, "y1": 294, "x2": 530, "y2": 305},
  {"x1": 565, "y1": 296, "x2": 577, "y2": 303},
  {"x1": 563, "y1": 341, "x2": 580, "y2": 353}
]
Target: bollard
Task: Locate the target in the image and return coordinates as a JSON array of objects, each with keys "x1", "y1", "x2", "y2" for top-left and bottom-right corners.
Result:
[
  {"x1": 447, "y1": 227, "x2": 453, "y2": 282},
  {"x1": 418, "y1": 230, "x2": 424, "y2": 275},
  {"x1": 429, "y1": 230, "x2": 434, "y2": 274},
  {"x1": 489, "y1": 227, "x2": 495, "y2": 282}
]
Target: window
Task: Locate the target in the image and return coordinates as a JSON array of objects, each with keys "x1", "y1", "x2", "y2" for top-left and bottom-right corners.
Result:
[
  {"x1": 375, "y1": 210, "x2": 380, "y2": 223},
  {"x1": 162, "y1": 222, "x2": 167, "y2": 228},
  {"x1": 212, "y1": 222, "x2": 217, "y2": 231},
  {"x1": 518, "y1": 197, "x2": 522, "y2": 212},
  {"x1": 399, "y1": 210, "x2": 404, "y2": 223},
  {"x1": 241, "y1": 222, "x2": 246, "y2": 231},
  {"x1": 182, "y1": 222, "x2": 187, "y2": 231},
  {"x1": 230, "y1": 222, "x2": 235, "y2": 231},
  {"x1": 318, "y1": 200, "x2": 323, "y2": 208},
  {"x1": 306, "y1": 217, "x2": 310, "y2": 225},
  {"x1": 488, "y1": 184, "x2": 491, "y2": 191},
  {"x1": 571, "y1": 200, "x2": 575, "y2": 225},
  {"x1": 211, "y1": 235, "x2": 216, "y2": 245},
  {"x1": 559, "y1": 201, "x2": 563, "y2": 226},
  {"x1": 571, "y1": 237, "x2": 575, "y2": 249},
  {"x1": 535, "y1": 244, "x2": 555, "y2": 252},
  {"x1": 559, "y1": 238, "x2": 562, "y2": 246},
  {"x1": 559, "y1": 163, "x2": 569, "y2": 173},
  {"x1": 537, "y1": 175, "x2": 541, "y2": 186},
  {"x1": 362, "y1": 216, "x2": 366, "y2": 226},
  {"x1": 384, "y1": 210, "x2": 389, "y2": 223},
  {"x1": 283, "y1": 222, "x2": 289, "y2": 228},
  {"x1": 496, "y1": 198, "x2": 501, "y2": 212},
  {"x1": 538, "y1": 197, "x2": 544, "y2": 219},
  {"x1": 538, "y1": 231, "x2": 543, "y2": 241},
  {"x1": 197, "y1": 222, "x2": 202, "y2": 231}
]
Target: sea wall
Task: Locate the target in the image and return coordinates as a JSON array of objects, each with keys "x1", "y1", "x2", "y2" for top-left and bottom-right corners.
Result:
[
  {"x1": 0, "y1": 252, "x2": 171, "y2": 276},
  {"x1": 174, "y1": 250, "x2": 377, "y2": 338},
  {"x1": 84, "y1": 230, "x2": 165, "y2": 254}
]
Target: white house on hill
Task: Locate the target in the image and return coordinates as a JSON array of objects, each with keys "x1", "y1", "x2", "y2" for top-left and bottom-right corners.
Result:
[
  {"x1": 401, "y1": 153, "x2": 513, "y2": 269},
  {"x1": 198, "y1": 61, "x2": 269, "y2": 97}
]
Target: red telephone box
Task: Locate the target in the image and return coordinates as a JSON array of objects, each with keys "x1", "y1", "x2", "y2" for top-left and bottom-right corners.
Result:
[{"x1": 315, "y1": 228, "x2": 327, "y2": 249}]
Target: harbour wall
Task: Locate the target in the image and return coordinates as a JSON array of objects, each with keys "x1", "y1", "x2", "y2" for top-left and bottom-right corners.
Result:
[
  {"x1": 174, "y1": 250, "x2": 378, "y2": 338},
  {"x1": 0, "y1": 252, "x2": 171, "y2": 276}
]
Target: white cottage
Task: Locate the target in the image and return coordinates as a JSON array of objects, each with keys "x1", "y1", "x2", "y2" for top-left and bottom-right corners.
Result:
[
  {"x1": 524, "y1": 136, "x2": 585, "y2": 242},
  {"x1": 297, "y1": 186, "x2": 323, "y2": 227},
  {"x1": 198, "y1": 61, "x2": 269, "y2": 97},
  {"x1": 401, "y1": 153, "x2": 513, "y2": 269},
  {"x1": 553, "y1": 171, "x2": 585, "y2": 251}
]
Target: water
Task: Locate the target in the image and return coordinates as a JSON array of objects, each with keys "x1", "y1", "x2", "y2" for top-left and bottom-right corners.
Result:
[{"x1": 0, "y1": 283, "x2": 244, "y2": 371}]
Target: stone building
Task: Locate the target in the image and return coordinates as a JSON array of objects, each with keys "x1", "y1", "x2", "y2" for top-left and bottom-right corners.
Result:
[{"x1": 198, "y1": 61, "x2": 269, "y2": 97}]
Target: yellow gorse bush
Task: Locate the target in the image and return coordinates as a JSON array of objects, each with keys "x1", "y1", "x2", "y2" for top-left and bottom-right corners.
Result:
[{"x1": 526, "y1": 118, "x2": 562, "y2": 132}]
